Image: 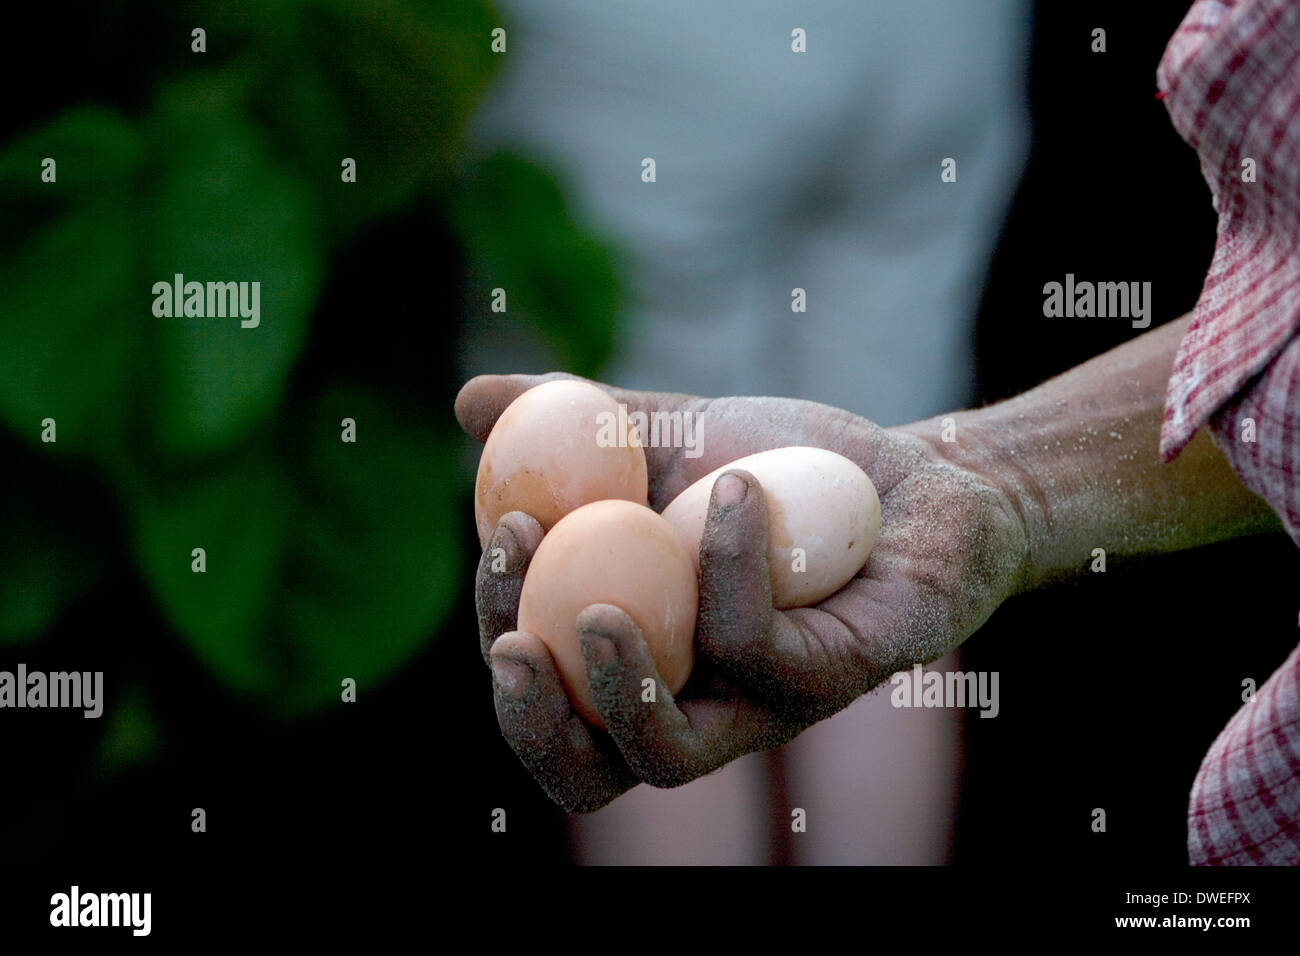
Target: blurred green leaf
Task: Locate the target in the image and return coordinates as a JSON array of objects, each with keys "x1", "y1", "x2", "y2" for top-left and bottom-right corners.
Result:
[
  {"x1": 0, "y1": 203, "x2": 139, "y2": 453},
  {"x1": 253, "y1": 0, "x2": 499, "y2": 235},
  {"x1": 0, "y1": 107, "x2": 143, "y2": 212},
  {"x1": 144, "y1": 94, "x2": 323, "y2": 456},
  {"x1": 275, "y1": 387, "x2": 462, "y2": 713},
  {"x1": 0, "y1": 505, "x2": 102, "y2": 645},
  {"x1": 132, "y1": 387, "x2": 461, "y2": 715},
  {"x1": 97, "y1": 686, "x2": 162, "y2": 770},
  {"x1": 0, "y1": 0, "x2": 572, "y2": 717},
  {"x1": 452, "y1": 151, "x2": 621, "y2": 376},
  {"x1": 133, "y1": 447, "x2": 291, "y2": 694}
]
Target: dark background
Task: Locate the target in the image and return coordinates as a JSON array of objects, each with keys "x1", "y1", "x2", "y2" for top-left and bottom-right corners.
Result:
[
  {"x1": 962, "y1": 1, "x2": 1300, "y2": 868},
  {"x1": 0, "y1": 0, "x2": 1296, "y2": 936}
]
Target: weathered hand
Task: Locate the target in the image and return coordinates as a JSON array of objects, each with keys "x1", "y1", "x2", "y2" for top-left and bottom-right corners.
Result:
[{"x1": 457, "y1": 372, "x2": 1030, "y2": 812}]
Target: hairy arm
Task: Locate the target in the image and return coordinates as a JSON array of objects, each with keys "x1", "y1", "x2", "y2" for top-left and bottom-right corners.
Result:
[{"x1": 898, "y1": 315, "x2": 1282, "y2": 590}]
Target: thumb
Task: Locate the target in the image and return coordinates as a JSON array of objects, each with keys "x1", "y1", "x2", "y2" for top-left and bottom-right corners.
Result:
[
  {"x1": 695, "y1": 470, "x2": 832, "y2": 706},
  {"x1": 694, "y1": 470, "x2": 774, "y2": 671}
]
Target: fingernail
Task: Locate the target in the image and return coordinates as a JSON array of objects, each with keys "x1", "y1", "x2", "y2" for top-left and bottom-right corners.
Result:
[
  {"x1": 715, "y1": 472, "x2": 748, "y2": 507},
  {"x1": 491, "y1": 657, "x2": 534, "y2": 698},
  {"x1": 488, "y1": 524, "x2": 522, "y2": 573},
  {"x1": 578, "y1": 631, "x2": 619, "y2": 670}
]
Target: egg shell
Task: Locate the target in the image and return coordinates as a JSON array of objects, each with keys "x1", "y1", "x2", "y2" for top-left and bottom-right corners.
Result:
[
  {"x1": 517, "y1": 499, "x2": 697, "y2": 729},
  {"x1": 474, "y1": 380, "x2": 648, "y2": 547},
  {"x1": 661, "y1": 446, "x2": 880, "y2": 609}
]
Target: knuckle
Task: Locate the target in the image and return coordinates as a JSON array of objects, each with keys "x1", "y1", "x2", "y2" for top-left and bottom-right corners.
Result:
[
  {"x1": 632, "y1": 751, "x2": 696, "y2": 789},
  {"x1": 555, "y1": 789, "x2": 613, "y2": 814}
]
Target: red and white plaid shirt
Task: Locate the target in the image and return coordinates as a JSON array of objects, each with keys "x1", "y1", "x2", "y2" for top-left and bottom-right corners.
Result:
[{"x1": 1158, "y1": 0, "x2": 1300, "y2": 865}]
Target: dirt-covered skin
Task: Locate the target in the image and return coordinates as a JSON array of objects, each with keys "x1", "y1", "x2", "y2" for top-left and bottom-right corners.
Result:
[
  {"x1": 460, "y1": 374, "x2": 1029, "y2": 813},
  {"x1": 459, "y1": 314, "x2": 1285, "y2": 814}
]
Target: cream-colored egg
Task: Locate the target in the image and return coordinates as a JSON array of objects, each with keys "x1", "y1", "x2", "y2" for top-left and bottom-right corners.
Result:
[
  {"x1": 474, "y1": 380, "x2": 648, "y2": 547},
  {"x1": 517, "y1": 500, "x2": 697, "y2": 728},
  {"x1": 661, "y1": 447, "x2": 880, "y2": 609}
]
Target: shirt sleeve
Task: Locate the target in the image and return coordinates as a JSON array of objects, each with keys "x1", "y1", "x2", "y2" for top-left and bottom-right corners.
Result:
[
  {"x1": 1189, "y1": 644, "x2": 1300, "y2": 864},
  {"x1": 1156, "y1": 0, "x2": 1300, "y2": 865}
]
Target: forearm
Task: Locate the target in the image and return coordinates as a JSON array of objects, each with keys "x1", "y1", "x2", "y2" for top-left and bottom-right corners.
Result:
[{"x1": 899, "y1": 315, "x2": 1282, "y2": 591}]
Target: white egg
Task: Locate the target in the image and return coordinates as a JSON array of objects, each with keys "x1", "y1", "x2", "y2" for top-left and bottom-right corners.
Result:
[{"x1": 661, "y1": 447, "x2": 880, "y2": 608}]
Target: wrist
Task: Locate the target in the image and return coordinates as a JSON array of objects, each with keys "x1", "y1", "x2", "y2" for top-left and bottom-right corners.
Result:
[
  {"x1": 893, "y1": 315, "x2": 1284, "y2": 596},
  {"x1": 892, "y1": 414, "x2": 1040, "y2": 596}
]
